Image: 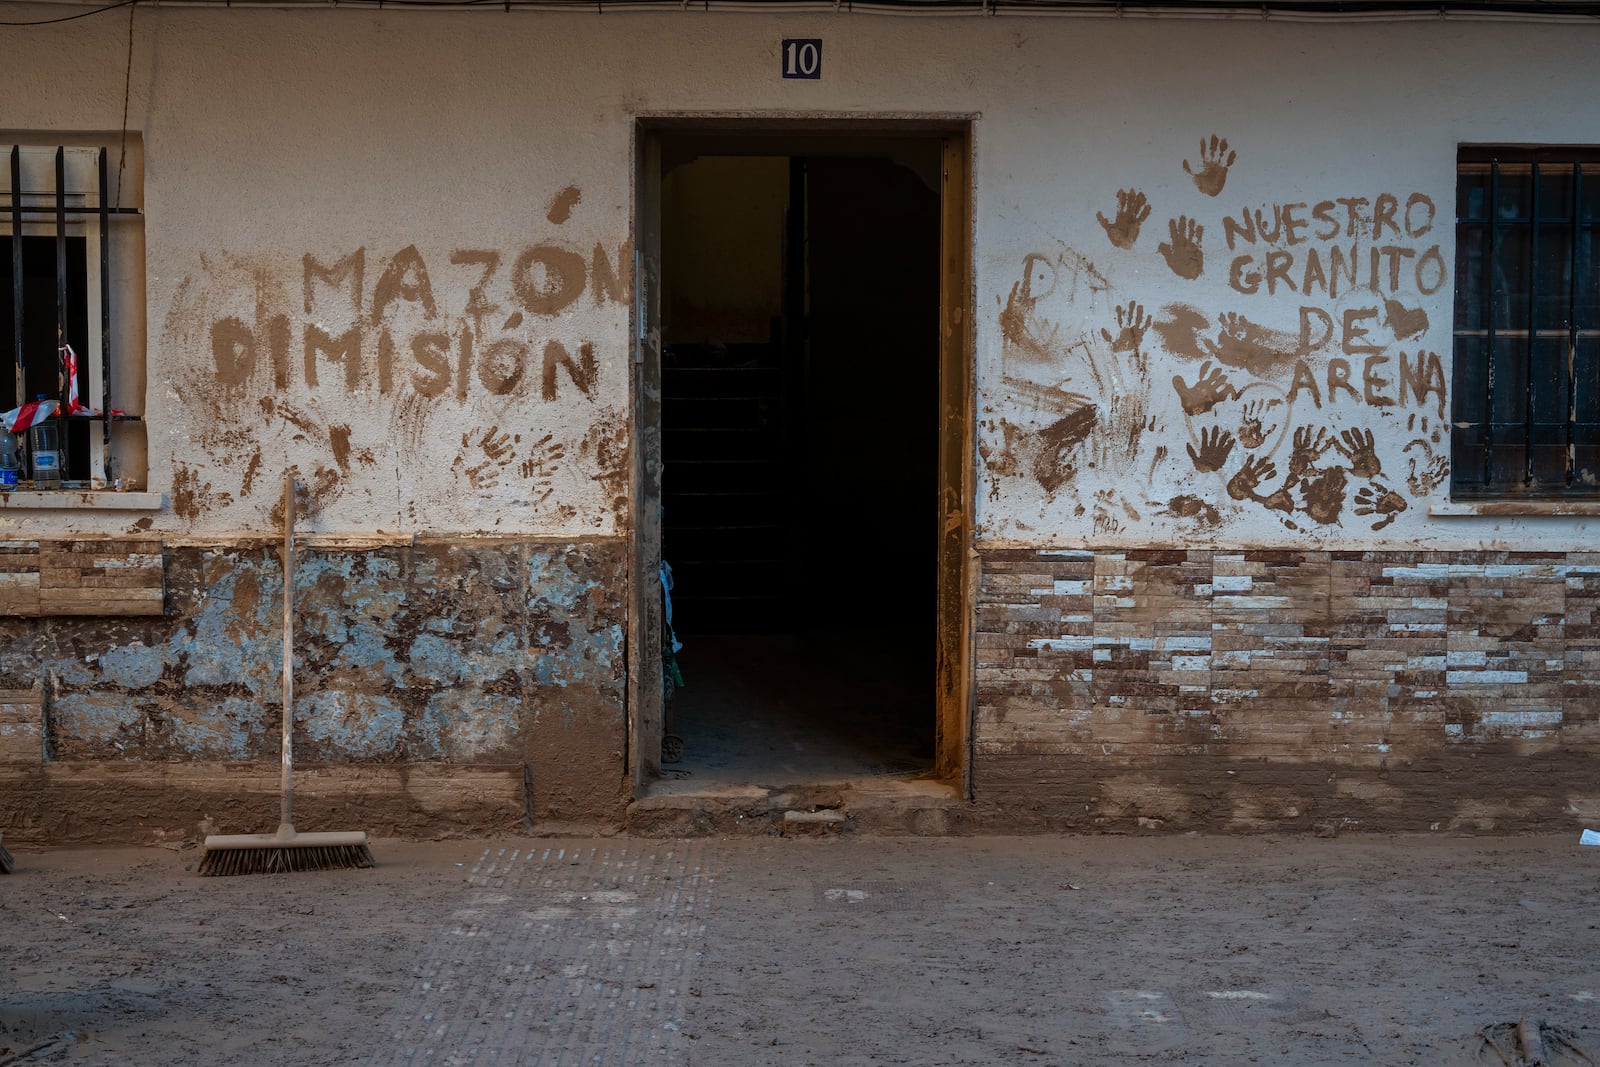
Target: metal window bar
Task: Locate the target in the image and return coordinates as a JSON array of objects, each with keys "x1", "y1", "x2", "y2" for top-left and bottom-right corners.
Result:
[
  {"x1": 1525, "y1": 160, "x2": 1539, "y2": 487},
  {"x1": 55, "y1": 146, "x2": 70, "y2": 481},
  {"x1": 99, "y1": 148, "x2": 111, "y2": 451},
  {"x1": 4, "y1": 144, "x2": 142, "y2": 488},
  {"x1": 1483, "y1": 161, "x2": 1498, "y2": 488},
  {"x1": 1569, "y1": 163, "x2": 1583, "y2": 487},
  {"x1": 9, "y1": 148, "x2": 21, "y2": 440}
]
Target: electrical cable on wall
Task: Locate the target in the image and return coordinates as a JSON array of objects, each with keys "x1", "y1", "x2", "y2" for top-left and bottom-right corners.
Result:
[
  {"x1": 1, "y1": 0, "x2": 1597, "y2": 22},
  {"x1": 0, "y1": 0, "x2": 134, "y2": 26}
]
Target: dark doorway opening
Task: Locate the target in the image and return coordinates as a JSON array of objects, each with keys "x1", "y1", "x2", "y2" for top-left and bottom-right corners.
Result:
[{"x1": 657, "y1": 142, "x2": 943, "y2": 784}]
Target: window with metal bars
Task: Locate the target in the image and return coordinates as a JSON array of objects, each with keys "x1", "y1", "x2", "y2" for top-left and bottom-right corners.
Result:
[
  {"x1": 1453, "y1": 146, "x2": 1600, "y2": 499},
  {"x1": 2, "y1": 143, "x2": 143, "y2": 489}
]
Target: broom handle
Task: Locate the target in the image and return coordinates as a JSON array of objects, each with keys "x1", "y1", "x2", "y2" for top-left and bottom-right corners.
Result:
[{"x1": 281, "y1": 472, "x2": 295, "y2": 831}]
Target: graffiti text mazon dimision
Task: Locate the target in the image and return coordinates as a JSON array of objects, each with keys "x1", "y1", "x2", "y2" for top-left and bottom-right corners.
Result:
[{"x1": 208, "y1": 242, "x2": 632, "y2": 402}]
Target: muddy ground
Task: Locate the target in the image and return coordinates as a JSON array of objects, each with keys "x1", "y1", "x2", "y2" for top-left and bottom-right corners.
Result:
[{"x1": 1, "y1": 834, "x2": 1598, "y2": 1065}]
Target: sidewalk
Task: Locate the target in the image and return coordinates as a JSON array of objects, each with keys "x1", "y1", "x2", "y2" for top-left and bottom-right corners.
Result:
[{"x1": 2, "y1": 834, "x2": 1597, "y2": 1065}]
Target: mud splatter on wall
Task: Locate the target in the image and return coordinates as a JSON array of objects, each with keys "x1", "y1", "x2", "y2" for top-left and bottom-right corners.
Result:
[
  {"x1": 160, "y1": 193, "x2": 631, "y2": 536},
  {"x1": 982, "y1": 135, "x2": 1451, "y2": 543},
  {"x1": 0, "y1": 539, "x2": 626, "y2": 819}
]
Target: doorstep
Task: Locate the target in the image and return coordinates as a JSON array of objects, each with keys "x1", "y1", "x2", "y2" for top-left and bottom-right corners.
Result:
[{"x1": 626, "y1": 776, "x2": 969, "y2": 838}]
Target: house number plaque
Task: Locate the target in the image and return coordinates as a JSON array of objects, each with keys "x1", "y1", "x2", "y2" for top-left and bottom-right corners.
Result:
[{"x1": 781, "y1": 39, "x2": 822, "y2": 80}]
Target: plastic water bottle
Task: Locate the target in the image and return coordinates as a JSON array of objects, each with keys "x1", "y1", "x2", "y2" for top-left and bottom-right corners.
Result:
[
  {"x1": 28, "y1": 397, "x2": 60, "y2": 488},
  {"x1": 0, "y1": 431, "x2": 17, "y2": 492}
]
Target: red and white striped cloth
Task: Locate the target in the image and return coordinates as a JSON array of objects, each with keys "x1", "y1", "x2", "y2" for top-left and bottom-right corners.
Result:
[
  {"x1": 62, "y1": 344, "x2": 100, "y2": 417},
  {"x1": 2, "y1": 398, "x2": 58, "y2": 434},
  {"x1": 2, "y1": 345, "x2": 113, "y2": 433}
]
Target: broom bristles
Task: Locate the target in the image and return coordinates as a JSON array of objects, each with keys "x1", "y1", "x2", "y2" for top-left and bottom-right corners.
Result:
[
  {"x1": 198, "y1": 826, "x2": 373, "y2": 877},
  {"x1": 197, "y1": 840, "x2": 374, "y2": 877},
  {"x1": 0, "y1": 834, "x2": 13, "y2": 874}
]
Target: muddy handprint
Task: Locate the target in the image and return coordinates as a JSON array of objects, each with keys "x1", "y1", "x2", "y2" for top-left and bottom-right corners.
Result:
[
  {"x1": 1159, "y1": 216, "x2": 1205, "y2": 280},
  {"x1": 1260, "y1": 485, "x2": 1295, "y2": 514},
  {"x1": 1334, "y1": 428, "x2": 1382, "y2": 479},
  {"x1": 1287, "y1": 426, "x2": 1334, "y2": 482},
  {"x1": 1404, "y1": 444, "x2": 1449, "y2": 497},
  {"x1": 1182, "y1": 135, "x2": 1238, "y2": 198},
  {"x1": 1173, "y1": 360, "x2": 1236, "y2": 416},
  {"x1": 1187, "y1": 425, "x2": 1236, "y2": 473},
  {"x1": 1101, "y1": 300, "x2": 1153, "y2": 355},
  {"x1": 1237, "y1": 399, "x2": 1279, "y2": 450},
  {"x1": 1198, "y1": 311, "x2": 1301, "y2": 375},
  {"x1": 1215, "y1": 311, "x2": 1251, "y2": 341},
  {"x1": 1096, "y1": 188, "x2": 1152, "y2": 251},
  {"x1": 517, "y1": 432, "x2": 568, "y2": 505},
  {"x1": 453, "y1": 427, "x2": 513, "y2": 491},
  {"x1": 518, "y1": 432, "x2": 566, "y2": 481},
  {"x1": 1354, "y1": 483, "x2": 1408, "y2": 530},
  {"x1": 1227, "y1": 454, "x2": 1276, "y2": 502},
  {"x1": 1403, "y1": 415, "x2": 1449, "y2": 496},
  {"x1": 459, "y1": 459, "x2": 501, "y2": 491},
  {"x1": 1300, "y1": 465, "x2": 1348, "y2": 525},
  {"x1": 451, "y1": 424, "x2": 562, "y2": 498},
  {"x1": 478, "y1": 427, "x2": 515, "y2": 462}
]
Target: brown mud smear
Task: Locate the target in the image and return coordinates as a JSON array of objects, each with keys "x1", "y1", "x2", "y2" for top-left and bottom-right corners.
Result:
[{"x1": 546, "y1": 185, "x2": 583, "y2": 225}]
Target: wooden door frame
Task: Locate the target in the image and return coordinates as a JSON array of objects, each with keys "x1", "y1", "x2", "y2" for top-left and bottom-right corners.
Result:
[{"x1": 628, "y1": 116, "x2": 976, "y2": 798}]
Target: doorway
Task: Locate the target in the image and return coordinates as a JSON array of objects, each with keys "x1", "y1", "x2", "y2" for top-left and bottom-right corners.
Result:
[{"x1": 631, "y1": 122, "x2": 973, "y2": 793}]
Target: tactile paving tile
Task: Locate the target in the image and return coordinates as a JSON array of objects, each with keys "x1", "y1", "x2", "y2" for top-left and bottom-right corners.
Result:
[{"x1": 369, "y1": 842, "x2": 713, "y2": 1066}]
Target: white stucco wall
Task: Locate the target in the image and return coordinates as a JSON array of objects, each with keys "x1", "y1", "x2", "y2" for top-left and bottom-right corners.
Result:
[{"x1": 4, "y1": 6, "x2": 1599, "y2": 547}]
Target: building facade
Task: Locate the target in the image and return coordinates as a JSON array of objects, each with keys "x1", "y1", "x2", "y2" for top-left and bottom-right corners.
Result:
[{"x1": 2, "y1": 0, "x2": 1598, "y2": 841}]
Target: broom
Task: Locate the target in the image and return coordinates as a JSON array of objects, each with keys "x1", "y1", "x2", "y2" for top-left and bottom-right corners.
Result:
[
  {"x1": 0, "y1": 833, "x2": 13, "y2": 873},
  {"x1": 198, "y1": 474, "x2": 374, "y2": 876}
]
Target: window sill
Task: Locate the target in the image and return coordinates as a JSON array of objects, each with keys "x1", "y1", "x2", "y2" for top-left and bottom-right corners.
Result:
[
  {"x1": 1429, "y1": 500, "x2": 1600, "y2": 517},
  {"x1": 0, "y1": 490, "x2": 162, "y2": 511}
]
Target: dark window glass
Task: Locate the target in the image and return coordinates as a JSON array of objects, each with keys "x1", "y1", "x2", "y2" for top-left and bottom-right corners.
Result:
[
  {"x1": 1453, "y1": 149, "x2": 1600, "y2": 499},
  {"x1": 0, "y1": 235, "x2": 91, "y2": 481}
]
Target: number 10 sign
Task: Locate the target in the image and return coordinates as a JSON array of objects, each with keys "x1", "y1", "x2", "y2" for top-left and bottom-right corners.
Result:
[{"x1": 781, "y1": 39, "x2": 821, "y2": 80}]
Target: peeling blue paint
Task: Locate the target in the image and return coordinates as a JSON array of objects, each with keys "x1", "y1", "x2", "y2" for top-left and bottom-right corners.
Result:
[
  {"x1": 527, "y1": 554, "x2": 602, "y2": 614},
  {"x1": 528, "y1": 648, "x2": 567, "y2": 689},
  {"x1": 407, "y1": 632, "x2": 462, "y2": 684},
  {"x1": 53, "y1": 654, "x2": 99, "y2": 687},
  {"x1": 180, "y1": 556, "x2": 279, "y2": 695},
  {"x1": 166, "y1": 697, "x2": 256, "y2": 758},
  {"x1": 299, "y1": 691, "x2": 406, "y2": 758},
  {"x1": 529, "y1": 619, "x2": 623, "y2": 690},
  {"x1": 9, "y1": 539, "x2": 626, "y2": 767},
  {"x1": 51, "y1": 692, "x2": 143, "y2": 748},
  {"x1": 98, "y1": 642, "x2": 166, "y2": 689},
  {"x1": 334, "y1": 621, "x2": 408, "y2": 685},
  {"x1": 422, "y1": 686, "x2": 519, "y2": 761}
]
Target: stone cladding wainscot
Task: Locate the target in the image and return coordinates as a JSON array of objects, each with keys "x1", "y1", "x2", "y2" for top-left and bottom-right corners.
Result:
[{"x1": 975, "y1": 548, "x2": 1600, "y2": 833}]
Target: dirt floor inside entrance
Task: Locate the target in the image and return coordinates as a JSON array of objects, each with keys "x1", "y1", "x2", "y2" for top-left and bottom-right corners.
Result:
[
  {"x1": 2, "y1": 833, "x2": 1597, "y2": 1065},
  {"x1": 664, "y1": 633, "x2": 932, "y2": 785}
]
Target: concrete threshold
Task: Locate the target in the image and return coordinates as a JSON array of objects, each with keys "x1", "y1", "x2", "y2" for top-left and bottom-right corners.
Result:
[{"x1": 626, "y1": 775, "x2": 968, "y2": 837}]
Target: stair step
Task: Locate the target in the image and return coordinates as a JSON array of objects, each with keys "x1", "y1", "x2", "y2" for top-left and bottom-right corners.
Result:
[{"x1": 626, "y1": 778, "x2": 966, "y2": 838}]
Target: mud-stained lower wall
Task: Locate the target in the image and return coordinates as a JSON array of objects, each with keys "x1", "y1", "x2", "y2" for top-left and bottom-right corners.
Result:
[
  {"x1": 0, "y1": 537, "x2": 627, "y2": 842},
  {"x1": 974, "y1": 548, "x2": 1600, "y2": 832}
]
